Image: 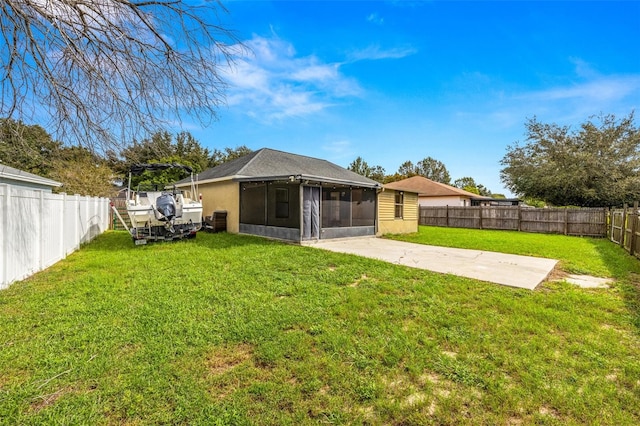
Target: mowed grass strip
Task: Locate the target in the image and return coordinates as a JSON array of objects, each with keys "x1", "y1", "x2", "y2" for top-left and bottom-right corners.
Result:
[
  {"x1": 387, "y1": 225, "x2": 637, "y2": 279},
  {"x1": 0, "y1": 230, "x2": 638, "y2": 425}
]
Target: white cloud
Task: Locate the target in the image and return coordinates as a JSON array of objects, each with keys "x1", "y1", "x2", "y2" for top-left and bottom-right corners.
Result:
[
  {"x1": 366, "y1": 13, "x2": 384, "y2": 25},
  {"x1": 321, "y1": 139, "x2": 357, "y2": 163},
  {"x1": 222, "y1": 35, "x2": 361, "y2": 122},
  {"x1": 569, "y1": 57, "x2": 599, "y2": 80},
  {"x1": 527, "y1": 75, "x2": 640, "y2": 104},
  {"x1": 448, "y1": 70, "x2": 640, "y2": 133},
  {"x1": 347, "y1": 45, "x2": 417, "y2": 62}
]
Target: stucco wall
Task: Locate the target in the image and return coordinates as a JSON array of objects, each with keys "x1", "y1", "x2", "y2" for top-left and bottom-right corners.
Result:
[
  {"x1": 198, "y1": 180, "x2": 240, "y2": 233},
  {"x1": 418, "y1": 196, "x2": 470, "y2": 207},
  {"x1": 377, "y1": 189, "x2": 418, "y2": 235}
]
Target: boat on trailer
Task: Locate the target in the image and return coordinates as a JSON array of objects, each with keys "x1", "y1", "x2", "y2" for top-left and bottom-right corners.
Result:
[{"x1": 125, "y1": 163, "x2": 202, "y2": 245}]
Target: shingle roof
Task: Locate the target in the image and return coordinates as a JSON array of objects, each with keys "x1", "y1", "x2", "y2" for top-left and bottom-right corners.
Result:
[
  {"x1": 175, "y1": 148, "x2": 380, "y2": 188},
  {"x1": 0, "y1": 165, "x2": 62, "y2": 187},
  {"x1": 384, "y1": 176, "x2": 490, "y2": 198}
]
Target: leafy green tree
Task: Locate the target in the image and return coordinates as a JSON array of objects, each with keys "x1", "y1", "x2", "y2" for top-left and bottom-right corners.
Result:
[
  {"x1": 117, "y1": 131, "x2": 211, "y2": 186},
  {"x1": 120, "y1": 132, "x2": 174, "y2": 167},
  {"x1": 501, "y1": 113, "x2": 640, "y2": 206},
  {"x1": 131, "y1": 156, "x2": 195, "y2": 190},
  {"x1": 397, "y1": 161, "x2": 417, "y2": 179},
  {"x1": 415, "y1": 157, "x2": 451, "y2": 184},
  {"x1": 175, "y1": 132, "x2": 210, "y2": 173},
  {"x1": 0, "y1": 118, "x2": 61, "y2": 176},
  {"x1": 453, "y1": 177, "x2": 476, "y2": 190},
  {"x1": 49, "y1": 147, "x2": 115, "y2": 197},
  {"x1": 395, "y1": 157, "x2": 451, "y2": 184},
  {"x1": 348, "y1": 156, "x2": 386, "y2": 183},
  {"x1": 208, "y1": 145, "x2": 253, "y2": 167}
]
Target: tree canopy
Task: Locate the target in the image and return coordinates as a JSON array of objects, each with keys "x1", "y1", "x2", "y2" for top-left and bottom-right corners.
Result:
[
  {"x1": 1, "y1": 120, "x2": 253, "y2": 196},
  {"x1": 209, "y1": 146, "x2": 253, "y2": 168},
  {"x1": 0, "y1": 118, "x2": 62, "y2": 177},
  {"x1": 1, "y1": 0, "x2": 242, "y2": 152},
  {"x1": 453, "y1": 177, "x2": 492, "y2": 196},
  {"x1": 347, "y1": 156, "x2": 386, "y2": 183},
  {"x1": 500, "y1": 113, "x2": 640, "y2": 206},
  {"x1": 389, "y1": 156, "x2": 451, "y2": 184}
]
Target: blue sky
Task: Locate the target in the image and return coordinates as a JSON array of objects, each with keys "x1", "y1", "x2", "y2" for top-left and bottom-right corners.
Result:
[{"x1": 184, "y1": 1, "x2": 640, "y2": 195}]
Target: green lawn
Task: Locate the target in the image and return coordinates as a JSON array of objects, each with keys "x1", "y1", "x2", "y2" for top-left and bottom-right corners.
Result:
[
  {"x1": 386, "y1": 226, "x2": 636, "y2": 279},
  {"x1": 0, "y1": 229, "x2": 639, "y2": 425}
]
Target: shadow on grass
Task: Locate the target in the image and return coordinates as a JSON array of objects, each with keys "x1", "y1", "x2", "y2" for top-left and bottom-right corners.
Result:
[{"x1": 590, "y1": 238, "x2": 640, "y2": 333}]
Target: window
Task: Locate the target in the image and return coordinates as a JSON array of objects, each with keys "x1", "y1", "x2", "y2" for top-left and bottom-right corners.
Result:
[
  {"x1": 275, "y1": 188, "x2": 289, "y2": 218},
  {"x1": 394, "y1": 191, "x2": 404, "y2": 219}
]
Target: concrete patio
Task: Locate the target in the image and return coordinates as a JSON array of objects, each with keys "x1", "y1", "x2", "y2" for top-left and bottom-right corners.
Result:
[{"x1": 309, "y1": 237, "x2": 559, "y2": 290}]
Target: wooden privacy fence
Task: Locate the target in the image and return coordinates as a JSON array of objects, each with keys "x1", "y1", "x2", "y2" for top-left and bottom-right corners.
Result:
[
  {"x1": 610, "y1": 202, "x2": 640, "y2": 259},
  {"x1": 419, "y1": 205, "x2": 608, "y2": 237}
]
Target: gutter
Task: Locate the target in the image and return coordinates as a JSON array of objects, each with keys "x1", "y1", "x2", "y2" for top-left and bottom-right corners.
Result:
[
  {"x1": 0, "y1": 167, "x2": 62, "y2": 187},
  {"x1": 234, "y1": 174, "x2": 381, "y2": 189}
]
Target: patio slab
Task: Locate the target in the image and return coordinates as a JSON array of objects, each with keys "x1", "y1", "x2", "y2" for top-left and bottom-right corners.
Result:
[{"x1": 309, "y1": 237, "x2": 558, "y2": 290}]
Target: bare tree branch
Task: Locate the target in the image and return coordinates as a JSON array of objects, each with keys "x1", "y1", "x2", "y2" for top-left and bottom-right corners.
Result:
[{"x1": 1, "y1": 0, "x2": 244, "y2": 152}]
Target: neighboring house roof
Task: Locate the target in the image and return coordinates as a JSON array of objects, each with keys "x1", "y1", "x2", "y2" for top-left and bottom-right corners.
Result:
[
  {"x1": 384, "y1": 176, "x2": 491, "y2": 199},
  {"x1": 0, "y1": 164, "x2": 61, "y2": 188},
  {"x1": 175, "y1": 148, "x2": 381, "y2": 188},
  {"x1": 381, "y1": 182, "x2": 419, "y2": 194}
]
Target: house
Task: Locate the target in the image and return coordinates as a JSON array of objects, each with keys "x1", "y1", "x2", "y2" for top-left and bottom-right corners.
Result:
[
  {"x1": 0, "y1": 165, "x2": 61, "y2": 192},
  {"x1": 385, "y1": 176, "x2": 493, "y2": 207},
  {"x1": 173, "y1": 148, "x2": 419, "y2": 241}
]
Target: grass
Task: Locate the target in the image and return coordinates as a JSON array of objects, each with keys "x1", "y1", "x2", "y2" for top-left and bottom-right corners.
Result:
[
  {"x1": 386, "y1": 226, "x2": 636, "y2": 279},
  {"x1": 0, "y1": 229, "x2": 638, "y2": 425}
]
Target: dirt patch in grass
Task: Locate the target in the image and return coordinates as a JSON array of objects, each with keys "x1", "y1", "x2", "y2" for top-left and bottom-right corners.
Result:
[
  {"x1": 545, "y1": 265, "x2": 567, "y2": 283},
  {"x1": 205, "y1": 343, "x2": 254, "y2": 376},
  {"x1": 30, "y1": 387, "x2": 69, "y2": 412},
  {"x1": 348, "y1": 274, "x2": 368, "y2": 287}
]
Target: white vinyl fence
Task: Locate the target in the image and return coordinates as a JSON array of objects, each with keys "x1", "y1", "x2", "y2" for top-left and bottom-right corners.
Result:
[{"x1": 1, "y1": 184, "x2": 110, "y2": 289}]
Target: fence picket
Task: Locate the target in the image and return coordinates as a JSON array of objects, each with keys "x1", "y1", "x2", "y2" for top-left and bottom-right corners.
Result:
[
  {"x1": 0, "y1": 184, "x2": 110, "y2": 289},
  {"x1": 419, "y1": 205, "x2": 608, "y2": 237}
]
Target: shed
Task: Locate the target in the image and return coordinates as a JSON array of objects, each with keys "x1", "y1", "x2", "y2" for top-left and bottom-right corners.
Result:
[
  {"x1": 378, "y1": 182, "x2": 419, "y2": 235},
  {"x1": 0, "y1": 165, "x2": 61, "y2": 192}
]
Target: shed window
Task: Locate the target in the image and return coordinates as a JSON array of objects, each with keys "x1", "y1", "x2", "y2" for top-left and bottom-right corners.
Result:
[
  {"x1": 395, "y1": 192, "x2": 404, "y2": 219},
  {"x1": 275, "y1": 188, "x2": 289, "y2": 218}
]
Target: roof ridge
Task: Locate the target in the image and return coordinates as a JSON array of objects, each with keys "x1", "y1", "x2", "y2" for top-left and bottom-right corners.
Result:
[
  {"x1": 235, "y1": 148, "x2": 265, "y2": 175},
  {"x1": 423, "y1": 178, "x2": 470, "y2": 196}
]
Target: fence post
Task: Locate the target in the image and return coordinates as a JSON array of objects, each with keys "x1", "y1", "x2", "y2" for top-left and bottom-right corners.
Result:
[
  {"x1": 1, "y1": 184, "x2": 8, "y2": 288},
  {"x1": 38, "y1": 190, "x2": 44, "y2": 270},
  {"x1": 517, "y1": 205, "x2": 522, "y2": 232},
  {"x1": 610, "y1": 207, "x2": 617, "y2": 242},
  {"x1": 479, "y1": 206, "x2": 483, "y2": 230},
  {"x1": 621, "y1": 203, "x2": 627, "y2": 250},
  {"x1": 446, "y1": 205, "x2": 449, "y2": 228},
  {"x1": 563, "y1": 208, "x2": 568, "y2": 235},
  {"x1": 630, "y1": 201, "x2": 639, "y2": 257}
]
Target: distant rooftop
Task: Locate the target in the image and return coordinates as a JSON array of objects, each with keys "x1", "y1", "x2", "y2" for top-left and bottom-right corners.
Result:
[
  {"x1": 385, "y1": 176, "x2": 491, "y2": 199},
  {"x1": 0, "y1": 164, "x2": 61, "y2": 188}
]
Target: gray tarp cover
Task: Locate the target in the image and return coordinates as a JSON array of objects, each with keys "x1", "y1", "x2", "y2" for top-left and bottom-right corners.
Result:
[
  {"x1": 303, "y1": 186, "x2": 320, "y2": 239},
  {"x1": 129, "y1": 163, "x2": 193, "y2": 175}
]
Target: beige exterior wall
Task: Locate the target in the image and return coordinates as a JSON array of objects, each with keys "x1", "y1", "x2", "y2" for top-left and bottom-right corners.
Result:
[
  {"x1": 198, "y1": 180, "x2": 240, "y2": 233},
  {"x1": 419, "y1": 195, "x2": 471, "y2": 207},
  {"x1": 377, "y1": 189, "x2": 418, "y2": 235}
]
